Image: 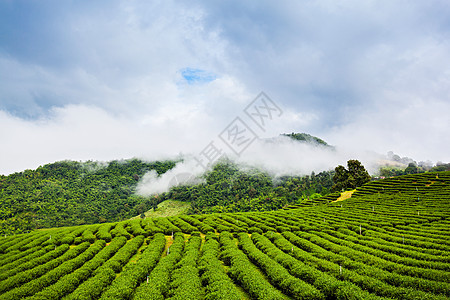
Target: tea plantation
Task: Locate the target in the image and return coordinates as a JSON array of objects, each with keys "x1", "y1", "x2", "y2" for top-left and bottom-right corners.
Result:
[{"x1": 0, "y1": 172, "x2": 449, "y2": 299}]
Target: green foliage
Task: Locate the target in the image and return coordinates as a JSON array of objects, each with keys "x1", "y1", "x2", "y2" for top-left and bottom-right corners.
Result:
[
  {"x1": 347, "y1": 160, "x2": 371, "y2": 187},
  {"x1": 332, "y1": 160, "x2": 371, "y2": 192},
  {"x1": 0, "y1": 242, "x2": 88, "y2": 295},
  {"x1": 168, "y1": 216, "x2": 198, "y2": 233},
  {"x1": 404, "y1": 163, "x2": 419, "y2": 174},
  {"x1": 96, "y1": 223, "x2": 114, "y2": 242},
  {"x1": 0, "y1": 244, "x2": 57, "y2": 281},
  {"x1": 133, "y1": 232, "x2": 185, "y2": 300},
  {"x1": 79, "y1": 226, "x2": 98, "y2": 244},
  {"x1": 0, "y1": 244, "x2": 53, "y2": 272},
  {"x1": 430, "y1": 163, "x2": 450, "y2": 172},
  {"x1": 98, "y1": 236, "x2": 145, "y2": 274},
  {"x1": 179, "y1": 215, "x2": 215, "y2": 233},
  {"x1": 0, "y1": 159, "x2": 176, "y2": 234},
  {"x1": 0, "y1": 158, "x2": 335, "y2": 235},
  {"x1": 111, "y1": 221, "x2": 132, "y2": 239},
  {"x1": 282, "y1": 132, "x2": 330, "y2": 146},
  {"x1": 142, "y1": 218, "x2": 163, "y2": 235},
  {"x1": 99, "y1": 234, "x2": 165, "y2": 299},
  {"x1": 0, "y1": 171, "x2": 449, "y2": 299},
  {"x1": 152, "y1": 218, "x2": 181, "y2": 235},
  {"x1": 219, "y1": 231, "x2": 289, "y2": 299},
  {"x1": 65, "y1": 236, "x2": 141, "y2": 300},
  {"x1": 378, "y1": 163, "x2": 429, "y2": 177},
  {"x1": 378, "y1": 166, "x2": 407, "y2": 177},
  {"x1": 166, "y1": 235, "x2": 204, "y2": 299},
  {"x1": 258, "y1": 232, "x2": 381, "y2": 300},
  {"x1": 166, "y1": 161, "x2": 334, "y2": 214},
  {"x1": 27, "y1": 237, "x2": 126, "y2": 299},
  {"x1": 198, "y1": 232, "x2": 241, "y2": 300},
  {"x1": 237, "y1": 232, "x2": 325, "y2": 299},
  {"x1": 127, "y1": 219, "x2": 147, "y2": 237},
  {"x1": 3, "y1": 240, "x2": 105, "y2": 299},
  {"x1": 0, "y1": 230, "x2": 50, "y2": 252},
  {"x1": 65, "y1": 268, "x2": 116, "y2": 300}
]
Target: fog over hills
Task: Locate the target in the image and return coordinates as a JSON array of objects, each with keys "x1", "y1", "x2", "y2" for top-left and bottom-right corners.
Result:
[{"x1": 1, "y1": 1, "x2": 449, "y2": 175}]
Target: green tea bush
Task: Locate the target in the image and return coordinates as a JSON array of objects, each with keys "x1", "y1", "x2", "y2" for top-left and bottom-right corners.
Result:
[{"x1": 99, "y1": 233, "x2": 165, "y2": 299}]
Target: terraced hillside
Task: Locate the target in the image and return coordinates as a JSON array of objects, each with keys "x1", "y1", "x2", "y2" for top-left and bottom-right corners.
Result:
[{"x1": 0, "y1": 172, "x2": 449, "y2": 299}]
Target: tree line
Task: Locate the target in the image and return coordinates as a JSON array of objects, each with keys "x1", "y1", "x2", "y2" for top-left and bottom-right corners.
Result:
[
  {"x1": 0, "y1": 159, "x2": 176, "y2": 234},
  {"x1": 158, "y1": 161, "x2": 335, "y2": 214}
]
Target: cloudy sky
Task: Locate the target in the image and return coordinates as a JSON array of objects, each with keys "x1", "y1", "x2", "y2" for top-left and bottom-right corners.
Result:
[{"x1": 1, "y1": 0, "x2": 449, "y2": 175}]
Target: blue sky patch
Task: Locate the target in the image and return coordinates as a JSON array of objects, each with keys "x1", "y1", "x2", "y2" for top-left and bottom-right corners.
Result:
[{"x1": 180, "y1": 68, "x2": 217, "y2": 84}]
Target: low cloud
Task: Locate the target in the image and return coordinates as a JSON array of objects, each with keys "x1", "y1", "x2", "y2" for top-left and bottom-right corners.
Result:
[
  {"x1": 1, "y1": 1, "x2": 449, "y2": 177},
  {"x1": 237, "y1": 137, "x2": 376, "y2": 176},
  {"x1": 135, "y1": 135, "x2": 383, "y2": 196},
  {"x1": 136, "y1": 157, "x2": 205, "y2": 196}
]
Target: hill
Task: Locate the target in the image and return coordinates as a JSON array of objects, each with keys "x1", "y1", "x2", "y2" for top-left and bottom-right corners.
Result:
[
  {"x1": 282, "y1": 132, "x2": 331, "y2": 147},
  {"x1": 0, "y1": 171, "x2": 448, "y2": 299},
  {"x1": 0, "y1": 158, "x2": 335, "y2": 235},
  {"x1": 164, "y1": 161, "x2": 334, "y2": 214},
  {"x1": 129, "y1": 200, "x2": 191, "y2": 220},
  {"x1": 0, "y1": 159, "x2": 176, "y2": 234},
  {"x1": 0, "y1": 132, "x2": 336, "y2": 235}
]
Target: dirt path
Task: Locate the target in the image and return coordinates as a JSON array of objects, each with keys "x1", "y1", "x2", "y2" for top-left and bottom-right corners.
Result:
[{"x1": 333, "y1": 190, "x2": 355, "y2": 202}]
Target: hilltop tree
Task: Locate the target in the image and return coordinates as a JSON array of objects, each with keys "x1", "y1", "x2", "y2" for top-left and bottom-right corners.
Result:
[
  {"x1": 332, "y1": 165, "x2": 348, "y2": 191},
  {"x1": 404, "y1": 162, "x2": 418, "y2": 174},
  {"x1": 332, "y1": 160, "x2": 371, "y2": 192},
  {"x1": 347, "y1": 159, "x2": 371, "y2": 186}
]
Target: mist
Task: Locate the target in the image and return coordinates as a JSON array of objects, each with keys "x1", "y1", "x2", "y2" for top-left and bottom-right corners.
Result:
[
  {"x1": 136, "y1": 157, "x2": 206, "y2": 196},
  {"x1": 135, "y1": 135, "x2": 383, "y2": 196}
]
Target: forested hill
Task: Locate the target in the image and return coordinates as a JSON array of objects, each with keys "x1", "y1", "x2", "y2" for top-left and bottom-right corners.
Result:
[
  {"x1": 0, "y1": 133, "x2": 341, "y2": 235},
  {"x1": 282, "y1": 132, "x2": 331, "y2": 147},
  {"x1": 0, "y1": 159, "x2": 176, "y2": 235},
  {"x1": 164, "y1": 162, "x2": 334, "y2": 214},
  {"x1": 0, "y1": 158, "x2": 335, "y2": 235}
]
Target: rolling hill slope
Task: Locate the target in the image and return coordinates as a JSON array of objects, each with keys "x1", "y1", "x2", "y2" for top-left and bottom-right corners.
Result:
[
  {"x1": 0, "y1": 132, "x2": 337, "y2": 235},
  {"x1": 0, "y1": 171, "x2": 449, "y2": 299},
  {"x1": 0, "y1": 159, "x2": 176, "y2": 234}
]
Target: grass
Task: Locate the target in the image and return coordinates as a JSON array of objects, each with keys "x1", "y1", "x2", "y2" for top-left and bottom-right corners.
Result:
[{"x1": 130, "y1": 200, "x2": 191, "y2": 220}]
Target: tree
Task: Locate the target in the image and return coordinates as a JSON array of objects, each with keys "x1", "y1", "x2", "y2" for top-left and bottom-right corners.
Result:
[
  {"x1": 134, "y1": 202, "x2": 147, "y2": 218},
  {"x1": 332, "y1": 160, "x2": 370, "y2": 192},
  {"x1": 332, "y1": 165, "x2": 348, "y2": 192},
  {"x1": 347, "y1": 159, "x2": 371, "y2": 187},
  {"x1": 151, "y1": 200, "x2": 158, "y2": 211},
  {"x1": 404, "y1": 163, "x2": 418, "y2": 174},
  {"x1": 347, "y1": 174, "x2": 356, "y2": 189}
]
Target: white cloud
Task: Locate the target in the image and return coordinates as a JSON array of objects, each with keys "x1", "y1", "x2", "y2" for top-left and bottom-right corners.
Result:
[
  {"x1": 134, "y1": 136, "x2": 383, "y2": 196},
  {"x1": 136, "y1": 158, "x2": 205, "y2": 196},
  {"x1": 0, "y1": 104, "x2": 208, "y2": 174},
  {"x1": 1, "y1": 0, "x2": 450, "y2": 175}
]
